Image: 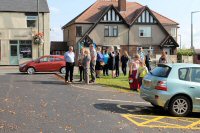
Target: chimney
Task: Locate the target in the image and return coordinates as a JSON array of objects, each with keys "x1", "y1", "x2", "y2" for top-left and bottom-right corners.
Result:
[{"x1": 118, "y1": 0, "x2": 126, "y2": 12}]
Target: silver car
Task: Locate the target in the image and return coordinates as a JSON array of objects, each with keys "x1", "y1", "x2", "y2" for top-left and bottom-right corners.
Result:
[{"x1": 140, "y1": 63, "x2": 200, "y2": 117}]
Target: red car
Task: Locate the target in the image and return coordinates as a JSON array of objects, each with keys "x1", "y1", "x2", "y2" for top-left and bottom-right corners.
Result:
[{"x1": 19, "y1": 55, "x2": 66, "y2": 74}]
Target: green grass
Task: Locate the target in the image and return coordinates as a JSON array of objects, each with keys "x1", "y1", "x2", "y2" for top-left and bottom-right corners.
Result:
[{"x1": 96, "y1": 75, "x2": 131, "y2": 91}]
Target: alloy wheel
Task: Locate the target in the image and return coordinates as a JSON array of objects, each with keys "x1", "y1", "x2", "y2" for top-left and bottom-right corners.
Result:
[{"x1": 27, "y1": 67, "x2": 35, "y2": 75}]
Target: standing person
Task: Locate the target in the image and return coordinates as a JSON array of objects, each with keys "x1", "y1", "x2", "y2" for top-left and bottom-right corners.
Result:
[
  {"x1": 145, "y1": 50, "x2": 151, "y2": 71},
  {"x1": 78, "y1": 48, "x2": 85, "y2": 82},
  {"x1": 138, "y1": 61, "x2": 148, "y2": 90},
  {"x1": 89, "y1": 44, "x2": 97, "y2": 83},
  {"x1": 64, "y1": 46, "x2": 75, "y2": 83},
  {"x1": 83, "y1": 49, "x2": 91, "y2": 84},
  {"x1": 103, "y1": 50, "x2": 109, "y2": 76},
  {"x1": 95, "y1": 47, "x2": 104, "y2": 78},
  {"x1": 159, "y1": 51, "x2": 168, "y2": 64},
  {"x1": 129, "y1": 62, "x2": 139, "y2": 91},
  {"x1": 108, "y1": 46, "x2": 116, "y2": 78},
  {"x1": 121, "y1": 51, "x2": 129, "y2": 76},
  {"x1": 138, "y1": 47, "x2": 145, "y2": 62},
  {"x1": 115, "y1": 50, "x2": 120, "y2": 77}
]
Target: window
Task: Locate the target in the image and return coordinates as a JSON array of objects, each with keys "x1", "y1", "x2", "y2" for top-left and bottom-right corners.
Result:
[
  {"x1": 19, "y1": 40, "x2": 32, "y2": 58},
  {"x1": 27, "y1": 16, "x2": 37, "y2": 28},
  {"x1": 151, "y1": 65, "x2": 171, "y2": 78},
  {"x1": 76, "y1": 26, "x2": 82, "y2": 37},
  {"x1": 197, "y1": 55, "x2": 200, "y2": 60},
  {"x1": 104, "y1": 25, "x2": 118, "y2": 37},
  {"x1": 40, "y1": 57, "x2": 49, "y2": 62},
  {"x1": 179, "y1": 68, "x2": 189, "y2": 81},
  {"x1": 171, "y1": 28, "x2": 177, "y2": 37},
  {"x1": 190, "y1": 68, "x2": 200, "y2": 83},
  {"x1": 139, "y1": 27, "x2": 151, "y2": 37}
]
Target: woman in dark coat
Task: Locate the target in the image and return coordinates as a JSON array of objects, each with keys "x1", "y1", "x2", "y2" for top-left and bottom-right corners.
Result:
[
  {"x1": 115, "y1": 50, "x2": 120, "y2": 77},
  {"x1": 108, "y1": 46, "x2": 116, "y2": 78},
  {"x1": 121, "y1": 50, "x2": 129, "y2": 76}
]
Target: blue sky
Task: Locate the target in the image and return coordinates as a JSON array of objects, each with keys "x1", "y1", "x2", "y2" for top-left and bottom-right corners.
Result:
[{"x1": 48, "y1": 0, "x2": 200, "y2": 48}]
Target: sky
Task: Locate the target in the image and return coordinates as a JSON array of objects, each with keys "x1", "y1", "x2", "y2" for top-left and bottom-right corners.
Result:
[{"x1": 48, "y1": 0, "x2": 200, "y2": 49}]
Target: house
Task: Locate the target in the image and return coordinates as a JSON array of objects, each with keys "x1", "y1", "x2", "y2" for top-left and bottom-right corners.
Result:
[
  {"x1": 0, "y1": 0, "x2": 50, "y2": 65},
  {"x1": 194, "y1": 49, "x2": 200, "y2": 64},
  {"x1": 50, "y1": 41, "x2": 68, "y2": 55},
  {"x1": 62, "y1": 0, "x2": 179, "y2": 58}
]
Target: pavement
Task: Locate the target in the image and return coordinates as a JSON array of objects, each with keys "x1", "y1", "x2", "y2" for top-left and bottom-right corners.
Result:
[{"x1": 0, "y1": 66, "x2": 200, "y2": 133}]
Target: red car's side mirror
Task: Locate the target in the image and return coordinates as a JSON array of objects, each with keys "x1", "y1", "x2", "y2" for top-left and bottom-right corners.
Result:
[{"x1": 35, "y1": 60, "x2": 40, "y2": 63}]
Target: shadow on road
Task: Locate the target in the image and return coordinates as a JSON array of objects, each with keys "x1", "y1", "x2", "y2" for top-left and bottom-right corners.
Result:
[{"x1": 94, "y1": 103, "x2": 200, "y2": 118}]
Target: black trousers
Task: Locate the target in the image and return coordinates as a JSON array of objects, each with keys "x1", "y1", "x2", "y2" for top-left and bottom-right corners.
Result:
[
  {"x1": 65, "y1": 62, "x2": 74, "y2": 82},
  {"x1": 115, "y1": 63, "x2": 120, "y2": 77},
  {"x1": 103, "y1": 64, "x2": 109, "y2": 76},
  {"x1": 122, "y1": 63, "x2": 127, "y2": 76},
  {"x1": 79, "y1": 66, "x2": 84, "y2": 81}
]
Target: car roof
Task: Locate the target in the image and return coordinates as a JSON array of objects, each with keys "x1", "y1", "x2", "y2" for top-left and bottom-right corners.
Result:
[{"x1": 164, "y1": 63, "x2": 200, "y2": 68}]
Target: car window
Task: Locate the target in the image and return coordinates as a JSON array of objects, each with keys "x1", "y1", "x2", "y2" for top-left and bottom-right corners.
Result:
[
  {"x1": 54, "y1": 57, "x2": 63, "y2": 62},
  {"x1": 49, "y1": 57, "x2": 54, "y2": 62},
  {"x1": 191, "y1": 68, "x2": 200, "y2": 83},
  {"x1": 40, "y1": 57, "x2": 49, "y2": 62},
  {"x1": 151, "y1": 66, "x2": 171, "y2": 78},
  {"x1": 179, "y1": 68, "x2": 189, "y2": 81}
]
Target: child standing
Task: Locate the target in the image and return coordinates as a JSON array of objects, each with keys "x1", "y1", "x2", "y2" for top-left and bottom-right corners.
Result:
[
  {"x1": 83, "y1": 49, "x2": 91, "y2": 84},
  {"x1": 138, "y1": 61, "x2": 148, "y2": 89},
  {"x1": 129, "y1": 62, "x2": 139, "y2": 91}
]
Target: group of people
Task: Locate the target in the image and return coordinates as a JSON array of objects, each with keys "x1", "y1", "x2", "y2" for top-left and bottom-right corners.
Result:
[{"x1": 64, "y1": 44, "x2": 165, "y2": 88}]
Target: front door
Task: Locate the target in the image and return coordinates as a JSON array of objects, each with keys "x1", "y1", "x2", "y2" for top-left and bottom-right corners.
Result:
[{"x1": 10, "y1": 44, "x2": 19, "y2": 65}]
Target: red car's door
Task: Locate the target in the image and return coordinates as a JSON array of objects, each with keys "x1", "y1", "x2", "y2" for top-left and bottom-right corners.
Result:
[
  {"x1": 52, "y1": 56, "x2": 65, "y2": 71},
  {"x1": 35, "y1": 56, "x2": 51, "y2": 72}
]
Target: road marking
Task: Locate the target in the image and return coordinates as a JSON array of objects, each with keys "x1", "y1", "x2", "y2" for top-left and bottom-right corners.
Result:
[
  {"x1": 121, "y1": 114, "x2": 200, "y2": 130},
  {"x1": 98, "y1": 99, "x2": 150, "y2": 105},
  {"x1": 138, "y1": 116, "x2": 165, "y2": 126}
]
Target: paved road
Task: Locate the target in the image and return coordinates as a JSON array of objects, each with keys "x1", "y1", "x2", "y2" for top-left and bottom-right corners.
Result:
[{"x1": 0, "y1": 72, "x2": 200, "y2": 133}]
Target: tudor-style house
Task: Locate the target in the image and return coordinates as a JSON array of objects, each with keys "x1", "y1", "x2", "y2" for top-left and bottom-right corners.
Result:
[
  {"x1": 62, "y1": 0, "x2": 179, "y2": 58},
  {"x1": 0, "y1": 0, "x2": 50, "y2": 65}
]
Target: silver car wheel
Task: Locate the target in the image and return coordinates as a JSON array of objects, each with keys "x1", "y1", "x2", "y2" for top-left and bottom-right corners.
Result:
[
  {"x1": 172, "y1": 99, "x2": 188, "y2": 115},
  {"x1": 60, "y1": 67, "x2": 66, "y2": 74},
  {"x1": 27, "y1": 68, "x2": 35, "y2": 75}
]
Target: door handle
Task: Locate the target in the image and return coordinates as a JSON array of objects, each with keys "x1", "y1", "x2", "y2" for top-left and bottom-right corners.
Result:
[{"x1": 189, "y1": 87, "x2": 196, "y2": 89}]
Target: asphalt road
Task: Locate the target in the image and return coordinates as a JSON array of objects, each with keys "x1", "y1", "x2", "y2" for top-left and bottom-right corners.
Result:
[{"x1": 0, "y1": 71, "x2": 200, "y2": 133}]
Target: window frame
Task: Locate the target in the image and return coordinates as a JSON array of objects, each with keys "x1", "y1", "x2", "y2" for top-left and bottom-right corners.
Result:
[
  {"x1": 26, "y1": 16, "x2": 37, "y2": 28},
  {"x1": 104, "y1": 25, "x2": 118, "y2": 37},
  {"x1": 171, "y1": 28, "x2": 177, "y2": 37},
  {"x1": 139, "y1": 27, "x2": 152, "y2": 38},
  {"x1": 19, "y1": 40, "x2": 32, "y2": 59},
  {"x1": 76, "y1": 26, "x2": 83, "y2": 37},
  {"x1": 178, "y1": 68, "x2": 189, "y2": 81}
]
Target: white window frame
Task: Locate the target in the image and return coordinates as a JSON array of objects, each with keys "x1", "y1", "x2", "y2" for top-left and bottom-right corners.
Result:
[
  {"x1": 139, "y1": 27, "x2": 151, "y2": 37},
  {"x1": 27, "y1": 16, "x2": 37, "y2": 28},
  {"x1": 171, "y1": 28, "x2": 177, "y2": 37}
]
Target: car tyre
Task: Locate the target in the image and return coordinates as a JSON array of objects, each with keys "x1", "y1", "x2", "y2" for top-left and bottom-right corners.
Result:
[
  {"x1": 169, "y1": 96, "x2": 191, "y2": 117},
  {"x1": 27, "y1": 67, "x2": 35, "y2": 75},
  {"x1": 60, "y1": 67, "x2": 66, "y2": 74}
]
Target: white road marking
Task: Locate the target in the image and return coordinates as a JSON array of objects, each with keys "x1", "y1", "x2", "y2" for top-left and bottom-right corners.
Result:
[{"x1": 97, "y1": 99, "x2": 150, "y2": 105}]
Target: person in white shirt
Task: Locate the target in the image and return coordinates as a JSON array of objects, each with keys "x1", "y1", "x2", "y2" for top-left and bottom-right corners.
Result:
[{"x1": 64, "y1": 46, "x2": 75, "y2": 83}]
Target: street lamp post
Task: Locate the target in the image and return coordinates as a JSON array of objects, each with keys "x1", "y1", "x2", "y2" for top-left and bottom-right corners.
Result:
[
  {"x1": 37, "y1": 0, "x2": 40, "y2": 57},
  {"x1": 178, "y1": 35, "x2": 181, "y2": 49},
  {"x1": 191, "y1": 11, "x2": 200, "y2": 49}
]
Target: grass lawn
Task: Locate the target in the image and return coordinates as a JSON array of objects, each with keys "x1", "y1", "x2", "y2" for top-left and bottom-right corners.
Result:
[{"x1": 96, "y1": 75, "x2": 131, "y2": 92}]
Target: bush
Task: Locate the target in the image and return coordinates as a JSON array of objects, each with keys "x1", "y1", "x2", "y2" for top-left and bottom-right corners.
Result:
[{"x1": 177, "y1": 49, "x2": 195, "y2": 56}]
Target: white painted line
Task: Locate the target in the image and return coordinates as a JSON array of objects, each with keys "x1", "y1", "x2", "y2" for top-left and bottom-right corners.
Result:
[
  {"x1": 97, "y1": 99, "x2": 150, "y2": 105},
  {"x1": 195, "y1": 98, "x2": 200, "y2": 100}
]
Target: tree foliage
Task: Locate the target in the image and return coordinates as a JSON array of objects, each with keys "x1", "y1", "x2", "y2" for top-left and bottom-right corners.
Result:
[{"x1": 177, "y1": 49, "x2": 195, "y2": 56}]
